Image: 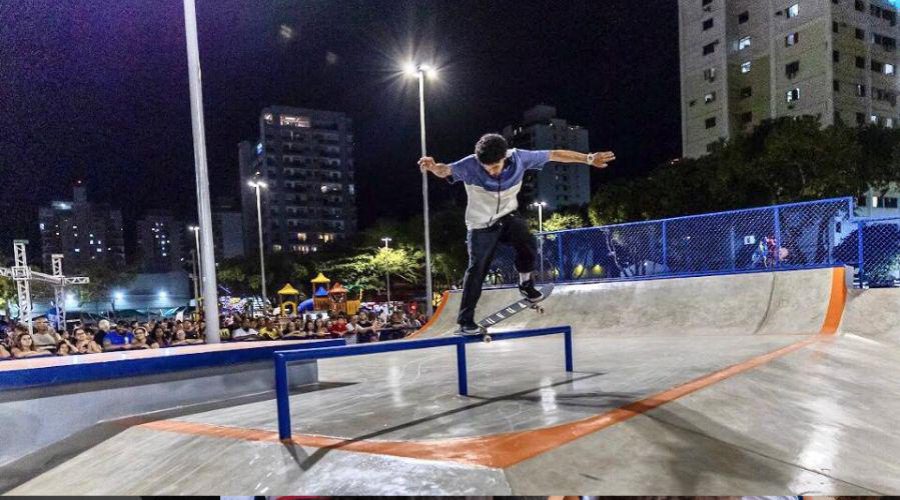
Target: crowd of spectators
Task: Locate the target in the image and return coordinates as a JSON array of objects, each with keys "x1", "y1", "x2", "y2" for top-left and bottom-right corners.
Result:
[{"x1": 0, "y1": 307, "x2": 428, "y2": 361}]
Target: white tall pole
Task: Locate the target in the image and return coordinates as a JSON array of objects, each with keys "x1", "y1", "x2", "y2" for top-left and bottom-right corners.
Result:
[
  {"x1": 254, "y1": 184, "x2": 268, "y2": 306},
  {"x1": 191, "y1": 227, "x2": 202, "y2": 298},
  {"x1": 382, "y1": 237, "x2": 392, "y2": 307},
  {"x1": 417, "y1": 71, "x2": 434, "y2": 318},
  {"x1": 182, "y1": 0, "x2": 220, "y2": 342}
]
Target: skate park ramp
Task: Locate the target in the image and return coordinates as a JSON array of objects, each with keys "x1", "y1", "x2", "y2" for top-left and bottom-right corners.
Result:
[
  {"x1": 414, "y1": 266, "x2": 848, "y2": 339},
  {"x1": 12, "y1": 265, "x2": 900, "y2": 495}
]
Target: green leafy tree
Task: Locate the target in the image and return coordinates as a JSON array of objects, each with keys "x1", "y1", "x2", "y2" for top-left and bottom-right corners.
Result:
[{"x1": 543, "y1": 212, "x2": 586, "y2": 232}]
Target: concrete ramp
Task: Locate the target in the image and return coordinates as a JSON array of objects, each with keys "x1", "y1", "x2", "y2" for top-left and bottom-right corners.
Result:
[
  {"x1": 414, "y1": 267, "x2": 846, "y2": 339},
  {"x1": 840, "y1": 287, "x2": 900, "y2": 345}
]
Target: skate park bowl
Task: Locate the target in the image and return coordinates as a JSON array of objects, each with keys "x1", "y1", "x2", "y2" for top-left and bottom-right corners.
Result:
[{"x1": 6, "y1": 265, "x2": 900, "y2": 495}]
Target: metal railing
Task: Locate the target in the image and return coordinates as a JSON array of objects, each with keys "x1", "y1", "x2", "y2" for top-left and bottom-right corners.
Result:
[{"x1": 273, "y1": 325, "x2": 574, "y2": 440}]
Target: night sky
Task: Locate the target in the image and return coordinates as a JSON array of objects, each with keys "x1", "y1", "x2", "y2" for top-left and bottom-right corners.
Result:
[{"x1": 0, "y1": 0, "x2": 681, "y2": 251}]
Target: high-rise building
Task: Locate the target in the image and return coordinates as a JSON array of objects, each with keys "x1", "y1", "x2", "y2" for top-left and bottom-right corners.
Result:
[
  {"x1": 239, "y1": 106, "x2": 357, "y2": 255},
  {"x1": 502, "y1": 105, "x2": 591, "y2": 210},
  {"x1": 679, "y1": 0, "x2": 900, "y2": 159},
  {"x1": 135, "y1": 210, "x2": 185, "y2": 273},
  {"x1": 38, "y1": 182, "x2": 126, "y2": 271}
]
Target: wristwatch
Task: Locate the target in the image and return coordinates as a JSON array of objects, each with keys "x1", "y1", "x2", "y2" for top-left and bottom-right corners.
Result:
[{"x1": 586, "y1": 153, "x2": 596, "y2": 165}]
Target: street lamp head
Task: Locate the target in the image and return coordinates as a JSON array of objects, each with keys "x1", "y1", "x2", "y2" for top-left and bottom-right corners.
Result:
[
  {"x1": 403, "y1": 61, "x2": 438, "y2": 79},
  {"x1": 248, "y1": 180, "x2": 268, "y2": 189},
  {"x1": 188, "y1": 225, "x2": 199, "y2": 232}
]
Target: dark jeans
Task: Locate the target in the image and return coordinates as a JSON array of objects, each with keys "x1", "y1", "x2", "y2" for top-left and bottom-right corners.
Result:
[{"x1": 457, "y1": 213, "x2": 537, "y2": 325}]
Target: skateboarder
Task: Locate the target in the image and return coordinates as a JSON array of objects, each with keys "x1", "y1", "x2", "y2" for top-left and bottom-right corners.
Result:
[{"x1": 419, "y1": 133, "x2": 615, "y2": 334}]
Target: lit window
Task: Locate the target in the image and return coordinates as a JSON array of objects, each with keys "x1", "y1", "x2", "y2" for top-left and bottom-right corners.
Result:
[
  {"x1": 785, "y1": 32, "x2": 799, "y2": 46},
  {"x1": 871, "y1": 115, "x2": 879, "y2": 124},
  {"x1": 886, "y1": 63, "x2": 895, "y2": 75},
  {"x1": 280, "y1": 115, "x2": 311, "y2": 128},
  {"x1": 786, "y1": 3, "x2": 799, "y2": 18},
  {"x1": 741, "y1": 61, "x2": 752, "y2": 73},
  {"x1": 263, "y1": 113, "x2": 273, "y2": 123},
  {"x1": 704, "y1": 92, "x2": 717, "y2": 103},
  {"x1": 887, "y1": 118, "x2": 895, "y2": 128},
  {"x1": 738, "y1": 36, "x2": 752, "y2": 51},
  {"x1": 786, "y1": 88, "x2": 800, "y2": 102},
  {"x1": 703, "y1": 67, "x2": 716, "y2": 82},
  {"x1": 297, "y1": 232, "x2": 307, "y2": 242}
]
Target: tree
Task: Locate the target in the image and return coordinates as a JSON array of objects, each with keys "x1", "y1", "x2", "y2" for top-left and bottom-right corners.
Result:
[{"x1": 543, "y1": 211, "x2": 586, "y2": 232}]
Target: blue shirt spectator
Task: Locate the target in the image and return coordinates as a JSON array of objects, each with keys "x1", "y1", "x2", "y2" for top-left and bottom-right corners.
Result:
[{"x1": 103, "y1": 324, "x2": 135, "y2": 351}]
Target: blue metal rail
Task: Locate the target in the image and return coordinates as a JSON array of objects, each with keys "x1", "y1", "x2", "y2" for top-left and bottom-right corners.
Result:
[{"x1": 273, "y1": 325, "x2": 574, "y2": 440}]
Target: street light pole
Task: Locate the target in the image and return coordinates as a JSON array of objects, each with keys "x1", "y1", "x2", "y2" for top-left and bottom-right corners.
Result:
[
  {"x1": 415, "y1": 66, "x2": 434, "y2": 318},
  {"x1": 249, "y1": 181, "x2": 268, "y2": 307},
  {"x1": 381, "y1": 237, "x2": 392, "y2": 307},
  {"x1": 182, "y1": 0, "x2": 220, "y2": 342},
  {"x1": 189, "y1": 226, "x2": 202, "y2": 298}
]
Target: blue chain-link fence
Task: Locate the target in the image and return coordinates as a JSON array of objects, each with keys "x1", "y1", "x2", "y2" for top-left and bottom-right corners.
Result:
[
  {"x1": 486, "y1": 197, "x2": 866, "y2": 286},
  {"x1": 848, "y1": 216, "x2": 900, "y2": 288}
]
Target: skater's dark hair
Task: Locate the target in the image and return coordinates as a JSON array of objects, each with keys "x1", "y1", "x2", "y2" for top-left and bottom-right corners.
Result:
[{"x1": 475, "y1": 133, "x2": 508, "y2": 165}]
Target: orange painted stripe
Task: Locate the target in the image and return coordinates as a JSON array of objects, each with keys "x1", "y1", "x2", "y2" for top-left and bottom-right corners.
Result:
[
  {"x1": 819, "y1": 266, "x2": 847, "y2": 335},
  {"x1": 407, "y1": 291, "x2": 450, "y2": 338},
  {"x1": 139, "y1": 332, "x2": 826, "y2": 469}
]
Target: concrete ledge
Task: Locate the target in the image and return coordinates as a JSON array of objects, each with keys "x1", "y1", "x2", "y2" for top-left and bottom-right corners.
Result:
[{"x1": 0, "y1": 341, "x2": 337, "y2": 466}]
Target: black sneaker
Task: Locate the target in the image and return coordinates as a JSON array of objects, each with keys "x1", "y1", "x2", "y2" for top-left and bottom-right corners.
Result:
[
  {"x1": 455, "y1": 322, "x2": 482, "y2": 336},
  {"x1": 518, "y1": 279, "x2": 544, "y2": 302}
]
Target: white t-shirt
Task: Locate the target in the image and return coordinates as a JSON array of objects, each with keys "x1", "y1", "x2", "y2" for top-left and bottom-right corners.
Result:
[{"x1": 231, "y1": 328, "x2": 258, "y2": 340}]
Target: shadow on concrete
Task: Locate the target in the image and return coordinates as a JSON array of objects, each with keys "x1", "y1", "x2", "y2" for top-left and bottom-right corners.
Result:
[{"x1": 283, "y1": 372, "x2": 607, "y2": 470}]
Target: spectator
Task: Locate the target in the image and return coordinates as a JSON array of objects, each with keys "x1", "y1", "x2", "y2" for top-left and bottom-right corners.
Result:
[
  {"x1": 356, "y1": 313, "x2": 379, "y2": 343},
  {"x1": 56, "y1": 339, "x2": 77, "y2": 356},
  {"x1": 150, "y1": 326, "x2": 170, "y2": 348},
  {"x1": 231, "y1": 319, "x2": 259, "y2": 341},
  {"x1": 0, "y1": 343, "x2": 10, "y2": 360},
  {"x1": 302, "y1": 320, "x2": 317, "y2": 337},
  {"x1": 131, "y1": 327, "x2": 158, "y2": 349},
  {"x1": 31, "y1": 318, "x2": 61, "y2": 353},
  {"x1": 344, "y1": 315, "x2": 361, "y2": 345},
  {"x1": 73, "y1": 327, "x2": 102, "y2": 354},
  {"x1": 94, "y1": 319, "x2": 112, "y2": 345},
  {"x1": 103, "y1": 322, "x2": 135, "y2": 351},
  {"x1": 314, "y1": 319, "x2": 328, "y2": 336},
  {"x1": 282, "y1": 320, "x2": 306, "y2": 339},
  {"x1": 169, "y1": 329, "x2": 193, "y2": 346},
  {"x1": 329, "y1": 317, "x2": 348, "y2": 337},
  {"x1": 12, "y1": 333, "x2": 46, "y2": 358},
  {"x1": 258, "y1": 318, "x2": 281, "y2": 340}
]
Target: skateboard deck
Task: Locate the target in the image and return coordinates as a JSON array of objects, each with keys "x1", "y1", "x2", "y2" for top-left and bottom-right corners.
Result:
[{"x1": 472, "y1": 283, "x2": 554, "y2": 342}]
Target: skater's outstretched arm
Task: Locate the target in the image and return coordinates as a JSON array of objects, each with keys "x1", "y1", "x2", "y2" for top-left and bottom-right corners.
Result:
[
  {"x1": 550, "y1": 150, "x2": 616, "y2": 169},
  {"x1": 418, "y1": 156, "x2": 453, "y2": 178}
]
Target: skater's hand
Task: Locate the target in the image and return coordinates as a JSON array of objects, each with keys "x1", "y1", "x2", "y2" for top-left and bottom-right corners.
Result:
[
  {"x1": 589, "y1": 151, "x2": 616, "y2": 169},
  {"x1": 418, "y1": 156, "x2": 436, "y2": 173}
]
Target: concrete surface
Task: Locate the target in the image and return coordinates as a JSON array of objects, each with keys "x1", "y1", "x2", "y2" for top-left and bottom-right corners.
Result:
[{"x1": 6, "y1": 266, "x2": 900, "y2": 495}]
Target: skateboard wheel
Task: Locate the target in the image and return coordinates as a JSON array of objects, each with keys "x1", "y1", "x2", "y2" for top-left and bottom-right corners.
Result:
[{"x1": 483, "y1": 335, "x2": 492, "y2": 343}]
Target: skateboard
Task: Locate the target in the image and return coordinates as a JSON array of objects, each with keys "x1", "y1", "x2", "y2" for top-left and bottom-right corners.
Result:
[{"x1": 469, "y1": 283, "x2": 554, "y2": 342}]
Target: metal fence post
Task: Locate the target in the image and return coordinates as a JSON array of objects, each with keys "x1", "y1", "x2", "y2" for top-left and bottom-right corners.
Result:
[
  {"x1": 538, "y1": 233, "x2": 545, "y2": 283},
  {"x1": 661, "y1": 221, "x2": 668, "y2": 271},
  {"x1": 564, "y1": 328, "x2": 574, "y2": 372},
  {"x1": 556, "y1": 232, "x2": 564, "y2": 282},
  {"x1": 857, "y1": 220, "x2": 865, "y2": 286},
  {"x1": 275, "y1": 354, "x2": 292, "y2": 440},
  {"x1": 456, "y1": 342, "x2": 468, "y2": 396},
  {"x1": 773, "y1": 206, "x2": 782, "y2": 267}
]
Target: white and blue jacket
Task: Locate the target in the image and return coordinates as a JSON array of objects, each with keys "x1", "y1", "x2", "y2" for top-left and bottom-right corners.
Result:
[{"x1": 449, "y1": 149, "x2": 551, "y2": 230}]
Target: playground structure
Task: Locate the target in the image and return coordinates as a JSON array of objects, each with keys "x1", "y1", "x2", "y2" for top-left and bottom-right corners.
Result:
[
  {"x1": 307, "y1": 272, "x2": 361, "y2": 316},
  {"x1": 0, "y1": 240, "x2": 89, "y2": 335}
]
